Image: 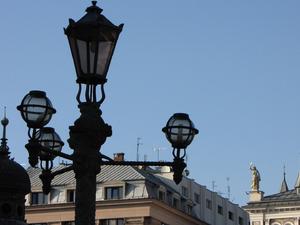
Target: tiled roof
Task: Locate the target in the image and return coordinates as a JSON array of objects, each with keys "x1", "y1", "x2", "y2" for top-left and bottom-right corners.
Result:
[
  {"x1": 243, "y1": 189, "x2": 300, "y2": 209},
  {"x1": 27, "y1": 164, "x2": 179, "y2": 195},
  {"x1": 262, "y1": 189, "x2": 300, "y2": 202},
  {"x1": 28, "y1": 164, "x2": 146, "y2": 188}
]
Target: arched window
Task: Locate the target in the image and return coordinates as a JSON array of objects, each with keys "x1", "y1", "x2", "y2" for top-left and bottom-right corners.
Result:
[{"x1": 284, "y1": 222, "x2": 294, "y2": 225}]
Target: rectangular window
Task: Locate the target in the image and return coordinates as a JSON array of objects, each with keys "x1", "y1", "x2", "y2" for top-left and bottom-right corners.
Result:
[
  {"x1": 206, "y1": 199, "x2": 212, "y2": 210},
  {"x1": 100, "y1": 219, "x2": 124, "y2": 225},
  {"x1": 105, "y1": 187, "x2": 123, "y2": 200},
  {"x1": 239, "y1": 216, "x2": 244, "y2": 225},
  {"x1": 67, "y1": 190, "x2": 75, "y2": 202},
  {"x1": 187, "y1": 205, "x2": 193, "y2": 214},
  {"x1": 29, "y1": 224, "x2": 48, "y2": 225},
  {"x1": 173, "y1": 198, "x2": 179, "y2": 208},
  {"x1": 217, "y1": 205, "x2": 223, "y2": 215},
  {"x1": 194, "y1": 193, "x2": 200, "y2": 204},
  {"x1": 31, "y1": 192, "x2": 48, "y2": 205},
  {"x1": 158, "y1": 191, "x2": 165, "y2": 201},
  {"x1": 181, "y1": 186, "x2": 188, "y2": 197},
  {"x1": 228, "y1": 211, "x2": 234, "y2": 221},
  {"x1": 62, "y1": 222, "x2": 75, "y2": 225}
]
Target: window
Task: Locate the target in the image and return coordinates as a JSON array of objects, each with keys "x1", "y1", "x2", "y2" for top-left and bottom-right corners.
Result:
[
  {"x1": 173, "y1": 198, "x2": 179, "y2": 208},
  {"x1": 181, "y1": 186, "x2": 188, "y2": 197},
  {"x1": 67, "y1": 190, "x2": 75, "y2": 202},
  {"x1": 62, "y1": 222, "x2": 75, "y2": 225},
  {"x1": 206, "y1": 199, "x2": 212, "y2": 210},
  {"x1": 217, "y1": 205, "x2": 223, "y2": 215},
  {"x1": 31, "y1": 192, "x2": 48, "y2": 205},
  {"x1": 105, "y1": 187, "x2": 123, "y2": 200},
  {"x1": 158, "y1": 191, "x2": 165, "y2": 201},
  {"x1": 238, "y1": 216, "x2": 243, "y2": 225},
  {"x1": 100, "y1": 219, "x2": 124, "y2": 225},
  {"x1": 194, "y1": 193, "x2": 200, "y2": 204},
  {"x1": 228, "y1": 211, "x2": 234, "y2": 221},
  {"x1": 187, "y1": 205, "x2": 193, "y2": 214},
  {"x1": 29, "y1": 224, "x2": 47, "y2": 225}
]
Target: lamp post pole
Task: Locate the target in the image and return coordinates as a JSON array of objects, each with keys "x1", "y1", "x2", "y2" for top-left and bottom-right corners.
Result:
[
  {"x1": 68, "y1": 104, "x2": 111, "y2": 225},
  {"x1": 17, "y1": 2, "x2": 199, "y2": 225}
]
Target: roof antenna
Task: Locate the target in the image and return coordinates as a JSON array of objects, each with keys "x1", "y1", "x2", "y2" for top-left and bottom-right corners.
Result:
[
  {"x1": 153, "y1": 147, "x2": 166, "y2": 161},
  {"x1": 136, "y1": 137, "x2": 142, "y2": 161},
  {"x1": 184, "y1": 153, "x2": 190, "y2": 176},
  {"x1": 226, "y1": 177, "x2": 231, "y2": 200},
  {"x1": 212, "y1": 180, "x2": 217, "y2": 191}
]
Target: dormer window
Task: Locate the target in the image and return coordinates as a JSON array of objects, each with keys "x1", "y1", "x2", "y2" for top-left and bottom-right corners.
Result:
[
  {"x1": 105, "y1": 186, "x2": 123, "y2": 200},
  {"x1": 31, "y1": 192, "x2": 48, "y2": 205},
  {"x1": 67, "y1": 190, "x2": 75, "y2": 203},
  {"x1": 158, "y1": 191, "x2": 165, "y2": 201},
  {"x1": 173, "y1": 198, "x2": 179, "y2": 208}
]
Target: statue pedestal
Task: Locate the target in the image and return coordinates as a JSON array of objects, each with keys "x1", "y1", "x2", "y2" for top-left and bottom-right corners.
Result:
[{"x1": 249, "y1": 191, "x2": 264, "y2": 202}]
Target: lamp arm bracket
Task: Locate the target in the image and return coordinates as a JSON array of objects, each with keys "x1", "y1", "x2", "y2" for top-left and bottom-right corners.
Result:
[
  {"x1": 51, "y1": 165, "x2": 74, "y2": 177},
  {"x1": 41, "y1": 146, "x2": 74, "y2": 161}
]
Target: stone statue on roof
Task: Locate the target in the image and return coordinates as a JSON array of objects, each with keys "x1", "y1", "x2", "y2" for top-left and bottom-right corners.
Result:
[{"x1": 250, "y1": 162, "x2": 261, "y2": 192}]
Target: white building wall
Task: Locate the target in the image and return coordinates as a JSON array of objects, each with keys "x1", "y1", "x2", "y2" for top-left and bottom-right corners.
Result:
[{"x1": 156, "y1": 169, "x2": 249, "y2": 225}]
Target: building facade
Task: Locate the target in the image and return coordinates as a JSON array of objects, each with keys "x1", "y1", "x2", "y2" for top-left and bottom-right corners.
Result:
[
  {"x1": 244, "y1": 167, "x2": 300, "y2": 225},
  {"x1": 25, "y1": 154, "x2": 248, "y2": 225}
]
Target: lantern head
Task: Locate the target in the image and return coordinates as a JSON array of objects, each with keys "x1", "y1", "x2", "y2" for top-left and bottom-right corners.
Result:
[
  {"x1": 17, "y1": 91, "x2": 56, "y2": 129},
  {"x1": 162, "y1": 113, "x2": 198, "y2": 149},
  {"x1": 64, "y1": 1, "x2": 123, "y2": 85}
]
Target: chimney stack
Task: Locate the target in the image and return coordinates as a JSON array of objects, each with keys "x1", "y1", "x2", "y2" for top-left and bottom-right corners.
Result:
[{"x1": 114, "y1": 153, "x2": 125, "y2": 161}]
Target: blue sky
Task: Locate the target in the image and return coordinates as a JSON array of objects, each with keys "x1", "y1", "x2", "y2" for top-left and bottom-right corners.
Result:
[{"x1": 0, "y1": 1, "x2": 300, "y2": 205}]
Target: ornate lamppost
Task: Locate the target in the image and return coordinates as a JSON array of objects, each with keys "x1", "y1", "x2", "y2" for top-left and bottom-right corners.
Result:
[{"x1": 17, "y1": 2, "x2": 198, "y2": 225}]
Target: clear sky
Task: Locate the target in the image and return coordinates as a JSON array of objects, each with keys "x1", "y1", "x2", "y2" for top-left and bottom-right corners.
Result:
[{"x1": 0, "y1": 1, "x2": 300, "y2": 206}]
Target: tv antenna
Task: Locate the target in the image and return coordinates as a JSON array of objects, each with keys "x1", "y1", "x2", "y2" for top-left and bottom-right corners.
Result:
[
  {"x1": 226, "y1": 177, "x2": 231, "y2": 200},
  {"x1": 153, "y1": 147, "x2": 167, "y2": 161},
  {"x1": 212, "y1": 180, "x2": 217, "y2": 191},
  {"x1": 136, "y1": 137, "x2": 142, "y2": 161}
]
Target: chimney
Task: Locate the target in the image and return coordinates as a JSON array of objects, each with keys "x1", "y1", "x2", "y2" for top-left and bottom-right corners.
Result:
[{"x1": 114, "y1": 153, "x2": 125, "y2": 161}]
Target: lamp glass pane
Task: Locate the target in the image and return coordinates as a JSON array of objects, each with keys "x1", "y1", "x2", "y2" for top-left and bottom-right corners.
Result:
[
  {"x1": 168, "y1": 117, "x2": 193, "y2": 147},
  {"x1": 89, "y1": 41, "x2": 97, "y2": 74},
  {"x1": 68, "y1": 37, "x2": 81, "y2": 77},
  {"x1": 39, "y1": 129, "x2": 63, "y2": 160},
  {"x1": 23, "y1": 96, "x2": 48, "y2": 124},
  {"x1": 96, "y1": 41, "x2": 113, "y2": 76},
  {"x1": 77, "y1": 40, "x2": 88, "y2": 74}
]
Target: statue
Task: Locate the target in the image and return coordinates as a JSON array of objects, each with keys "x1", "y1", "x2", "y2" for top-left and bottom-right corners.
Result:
[{"x1": 250, "y1": 163, "x2": 261, "y2": 192}]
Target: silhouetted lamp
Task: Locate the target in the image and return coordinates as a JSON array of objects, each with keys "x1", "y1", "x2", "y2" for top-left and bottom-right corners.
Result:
[
  {"x1": 37, "y1": 127, "x2": 64, "y2": 162},
  {"x1": 17, "y1": 2, "x2": 199, "y2": 225},
  {"x1": 17, "y1": 91, "x2": 56, "y2": 129},
  {"x1": 162, "y1": 113, "x2": 198, "y2": 184},
  {"x1": 162, "y1": 113, "x2": 198, "y2": 150},
  {"x1": 64, "y1": 1, "x2": 123, "y2": 86}
]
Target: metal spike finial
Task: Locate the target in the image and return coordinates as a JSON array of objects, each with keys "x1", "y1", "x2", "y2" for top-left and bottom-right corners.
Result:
[
  {"x1": 92, "y1": 1, "x2": 97, "y2": 6},
  {"x1": 0, "y1": 107, "x2": 10, "y2": 157}
]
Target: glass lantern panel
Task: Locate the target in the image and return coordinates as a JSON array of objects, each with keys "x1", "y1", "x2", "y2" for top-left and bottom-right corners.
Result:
[
  {"x1": 24, "y1": 96, "x2": 48, "y2": 124},
  {"x1": 39, "y1": 130, "x2": 62, "y2": 159},
  {"x1": 89, "y1": 41, "x2": 97, "y2": 74},
  {"x1": 96, "y1": 41, "x2": 113, "y2": 76},
  {"x1": 77, "y1": 39, "x2": 88, "y2": 74},
  {"x1": 68, "y1": 37, "x2": 81, "y2": 76}
]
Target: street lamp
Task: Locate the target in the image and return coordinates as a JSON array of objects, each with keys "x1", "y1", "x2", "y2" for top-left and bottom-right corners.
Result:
[
  {"x1": 17, "y1": 2, "x2": 198, "y2": 225},
  {"x1": 162, "y1": 113, "x2": 199, "y2": 184}
]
